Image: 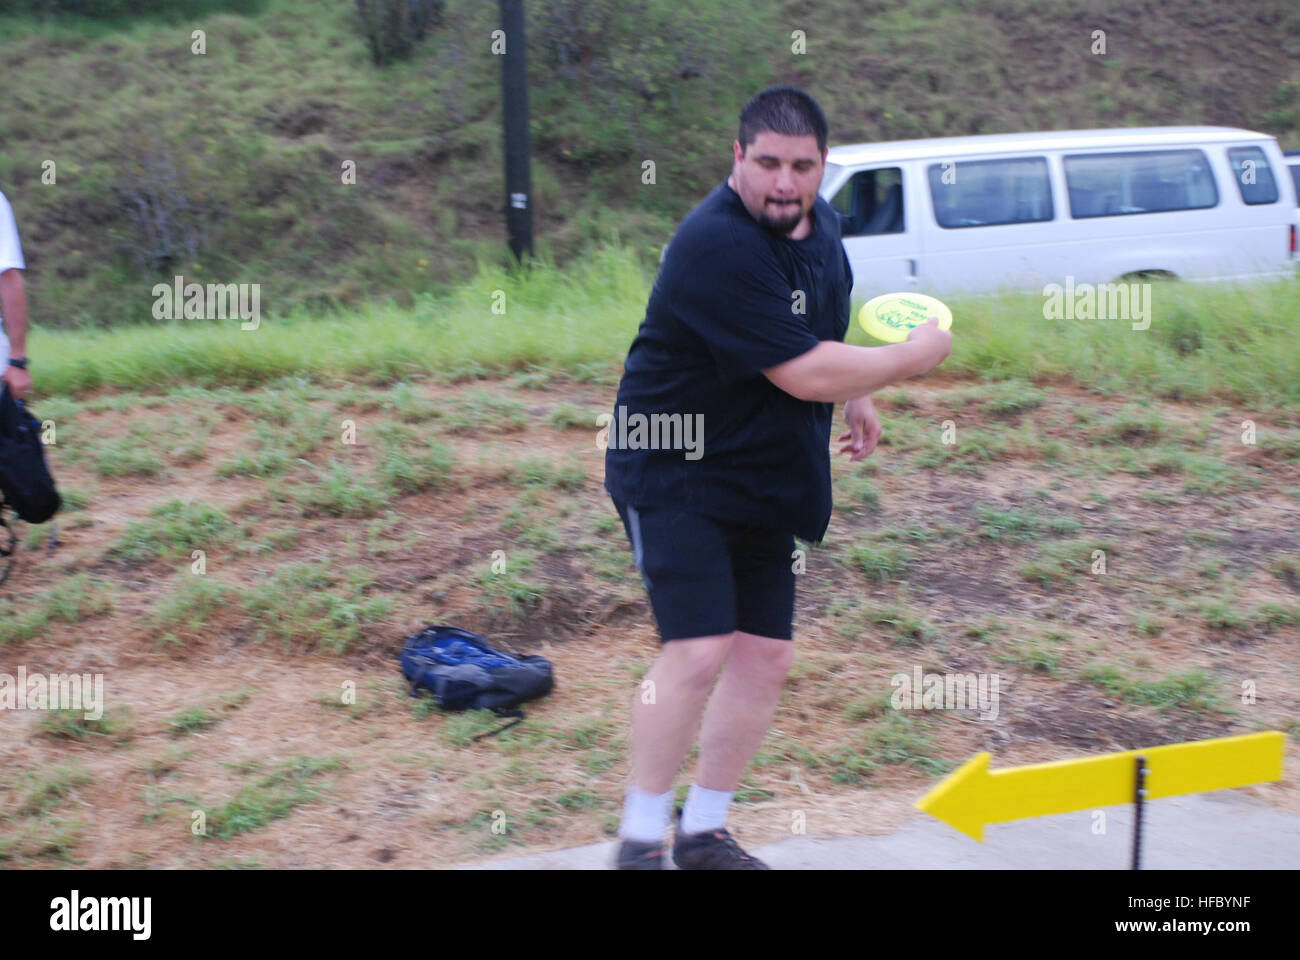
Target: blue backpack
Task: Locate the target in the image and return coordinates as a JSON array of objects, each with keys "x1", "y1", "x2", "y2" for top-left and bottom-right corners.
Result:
[{"x1": 400, "y1": 625, "x2": 554, "y2": 740}]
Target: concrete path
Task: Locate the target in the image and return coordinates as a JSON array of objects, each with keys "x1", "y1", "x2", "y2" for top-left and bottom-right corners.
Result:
[{"x1": 455, "y1": 790, "x2": 1300, "y2": 869}]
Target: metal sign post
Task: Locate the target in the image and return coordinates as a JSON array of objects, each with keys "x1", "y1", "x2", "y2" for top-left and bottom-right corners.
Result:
[
  {"x1": 499, "y1": 0, "x2": 533, "y2": 264},
  {"x1": 1131, "y1": 754, "x2": 1147, "y2": 870}
]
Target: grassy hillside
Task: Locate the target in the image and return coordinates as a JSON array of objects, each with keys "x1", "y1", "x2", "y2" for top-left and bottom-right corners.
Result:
[{"x1": 0, "y1": 0, "x2": 1297, "y2": 328}]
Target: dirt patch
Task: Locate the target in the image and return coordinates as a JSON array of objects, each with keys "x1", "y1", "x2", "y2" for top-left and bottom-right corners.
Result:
[
  {"x1": 910, "y1": 566, "x2": 1022, "y2": 612},
  {"x1": 1005, "y1": 682, "x2": 1234, "y2": 750},
  {"x1": 2, "y1": 375, "x2": 1296, "y2": 869}
]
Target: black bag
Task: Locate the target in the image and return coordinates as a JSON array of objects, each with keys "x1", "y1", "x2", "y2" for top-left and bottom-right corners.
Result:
[
  {"x1": 0, "y1": 384, "x2": 60, "y2": 525},
  {"x1": 400, "y1": 625, "x2": 554, "y2": 740}
]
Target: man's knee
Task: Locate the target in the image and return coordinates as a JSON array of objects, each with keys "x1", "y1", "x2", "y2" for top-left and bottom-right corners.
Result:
[
  {"x1": 729, "y1": 631, "x2": 796, "y2": 681},
  {"x1": 659, "y1": 632, "x2": 735, "y2": 688}
]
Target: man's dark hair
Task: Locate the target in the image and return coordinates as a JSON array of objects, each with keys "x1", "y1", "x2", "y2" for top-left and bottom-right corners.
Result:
[{"x1": 736, "y1": 86, "x2": 829, "y2": 157}]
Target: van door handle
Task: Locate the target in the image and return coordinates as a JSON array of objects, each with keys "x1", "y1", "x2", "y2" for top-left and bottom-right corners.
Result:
[{"x1": 907, "y1": 259, "x2": 917, "y2": 280}]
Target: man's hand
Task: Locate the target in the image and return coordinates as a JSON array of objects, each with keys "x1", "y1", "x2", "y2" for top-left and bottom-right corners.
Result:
[
  {"x1": 904, "y1": 316, "x2": 952, "y2": 377},
  {"x1": 2, "y1": 364, "x2": 31, "y2": 400},
  {"x1": 838, "y1": 394, "x2": 881, "y2": 462}
]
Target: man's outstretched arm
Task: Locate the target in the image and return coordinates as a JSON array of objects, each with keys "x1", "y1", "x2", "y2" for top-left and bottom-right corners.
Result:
[{"x1": 763, "y1": 318, "x2": 952, "y2": 404}]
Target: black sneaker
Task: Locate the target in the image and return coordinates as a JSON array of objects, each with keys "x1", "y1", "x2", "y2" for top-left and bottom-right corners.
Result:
[
  {"x1": 615, "y1": 837, "x2": 666, "y2": 869},
  {"x1": 672, "y1": 805, "x2": 770, "y2": 870}
]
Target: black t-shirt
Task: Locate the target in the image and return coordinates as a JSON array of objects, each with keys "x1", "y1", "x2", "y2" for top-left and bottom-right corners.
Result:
[{"x1": 603, "y1": 177, "x2": 854, "y2": 542}]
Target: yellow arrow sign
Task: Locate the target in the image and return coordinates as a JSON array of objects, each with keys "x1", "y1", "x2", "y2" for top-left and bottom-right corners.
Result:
[{"x1": 916, "y1": 731, "x2": 1286, "y2": 842}]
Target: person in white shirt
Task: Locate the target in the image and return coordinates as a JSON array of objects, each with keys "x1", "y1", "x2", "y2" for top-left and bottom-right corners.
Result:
[{"x1": 0, "y1": 189, "x2": 31, "y2": 400}]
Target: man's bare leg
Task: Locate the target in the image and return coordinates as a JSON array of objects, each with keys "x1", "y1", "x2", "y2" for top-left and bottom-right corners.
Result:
[
  {"x1": 629, "y1": 633, "x2": 735, "y2": 794},
  {"x1": 694, "y1": 631, "x2": 796, "y2": 792}
]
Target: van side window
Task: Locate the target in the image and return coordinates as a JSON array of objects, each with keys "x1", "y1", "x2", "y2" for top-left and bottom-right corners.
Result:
[
  {"x1": 830, "y1": 167, "x2": 904, "y2": 237},
  {"x1": 1291, "y1": 165, "x2": 1300, "y2": 207},
  {"x1": 1226, "y1": 147, "x2": 1279, "y2": 205},
  {"x1": 925, "y1": 157, "x2": 1052, "y2": 229},
  {"x1": 1064, "y1": 150, "x2": 1218, "y2": 217}
]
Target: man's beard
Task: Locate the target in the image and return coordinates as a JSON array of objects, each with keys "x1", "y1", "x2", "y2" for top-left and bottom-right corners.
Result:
[{"x1": 759, "y1": 198, "x2": 804, "y2": 235}]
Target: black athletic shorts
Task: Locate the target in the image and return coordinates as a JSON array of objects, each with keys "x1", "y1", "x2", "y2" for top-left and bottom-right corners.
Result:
[{"x1": 611, "y1": 496, "x2": 796, "y2": 642}]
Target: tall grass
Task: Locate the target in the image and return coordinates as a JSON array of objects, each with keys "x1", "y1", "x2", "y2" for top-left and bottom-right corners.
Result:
[
  {"x1": 31, "y1": 246, "x2": 1299, "y2": 409},
  {"x1": 848, "y1": 277, "x2": 1300, "y2": 408},
  {"x1": 32, "y1": 242, "x2": 649, "y2": 395}
]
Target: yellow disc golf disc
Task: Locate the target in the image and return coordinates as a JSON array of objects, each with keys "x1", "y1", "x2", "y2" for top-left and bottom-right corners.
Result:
[{"x1": 858, "y1": 292, "x2": 953, "y2": 343}]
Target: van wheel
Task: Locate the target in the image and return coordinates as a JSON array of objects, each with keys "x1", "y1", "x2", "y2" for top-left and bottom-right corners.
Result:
[{"x1": 1119, "y1": 270, "x2": 1176, "y2": 282}]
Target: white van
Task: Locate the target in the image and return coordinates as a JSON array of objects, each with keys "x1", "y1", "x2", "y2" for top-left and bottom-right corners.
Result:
[{"x1": 820, "y1": 126, "x2": 1298, "y2": 298}]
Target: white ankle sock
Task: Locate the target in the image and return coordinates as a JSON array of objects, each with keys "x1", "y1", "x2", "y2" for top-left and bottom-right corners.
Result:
[
  {"x1": 619, "y1": 784, "x2": 674, "y2": 843},
  {"x1": 680, "y1": 782, "x2": 733, "y2": 834}
]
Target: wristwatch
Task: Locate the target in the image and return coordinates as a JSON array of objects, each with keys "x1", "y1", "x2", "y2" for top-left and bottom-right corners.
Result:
[{"x1": 8, "y1": 357, "x2": 27, "y2": 369}]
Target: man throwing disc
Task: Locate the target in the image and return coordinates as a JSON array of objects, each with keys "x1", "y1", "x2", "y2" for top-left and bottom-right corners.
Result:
[{"x1": 603, "y1": 87, "x2": 952, "y2": 869}]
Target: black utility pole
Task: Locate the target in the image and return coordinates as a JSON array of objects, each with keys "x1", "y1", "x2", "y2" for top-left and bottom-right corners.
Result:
[{"x1": 499, "y1": 0, "x2": 533, "y2": 263}]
